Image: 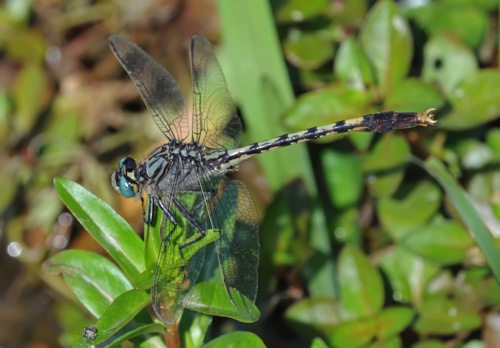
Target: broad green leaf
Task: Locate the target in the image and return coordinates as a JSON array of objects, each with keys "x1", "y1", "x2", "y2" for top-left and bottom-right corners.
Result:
[
  {"x1": 285, "y1": 297, "x2": 354, "y2": 337},
  {"x1": 203, "y1": 331, "x2": 266, "y2": 348},
  {"x1": 90, "y1": 289, "x2": 152, "y2": 345},
  {"x1": 359, "y1": 0, "x2": 412, "y2": 95},
  {"x1": 422, "y1": 34, "x2": 477, "y2": 98},
  {"x1": 380, "y1": 246, "x2": 440, "y2": 306},
  {"x1": 374, "y1": 307, "x2": 414, "y2": 339},
  {"x1": 328, "y1": 317, "x2": 376, "y2": 348},
  {"x1": 401, "y1": 221, "x2": 474, "y2": 265},
  {"x1": 54, "y1": 177, "x2": 145, "y2": 280},
  {"x1": 338, "y1": 245, "x2": 384, "y2": 317},
  {"x1": 186, "y1": 282, "x2": 260, "y2": 323},
  {"x1": 377, "y1": 180, "x2": 442, "y2": 240},
  {"x1": 384, "y1": 78, "x2": 445, "y2": 112},
  {"x1": 44, "y1": 250, "x2": 133, "y2": 318},
  {"x1": 334, "y1": 38, "x2": 374, "y2": 91},
  {"x1": 418, "y1": 3, "x2": 488, "y2": 49},
  {"x1": 362, "y1": 134, "x2": 410, "y2": 197},
  {"x1": 413, "y1": 297, "x2": 481, "y2": 335},
  {"x1": 77, "y1": 323, "x2": 164, "y2": 348},
  {"x1": 321, "y1": 149, "x2": 363, "y2": 208},
  {"x1": 440, "y1": 70, "x2": 500, "y2": 130},
  {"x1": 284, "y1": 29, "x2": 335, "y2": 70}
]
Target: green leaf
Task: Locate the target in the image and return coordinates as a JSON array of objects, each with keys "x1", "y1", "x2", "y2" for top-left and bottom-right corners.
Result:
[
  {"x1": 54, "y1": 177, "x2": 145, "y2": 280},
  {"x1": 334, "y1": 37, "x2": 374, "y2": 90},
  {"x1": 422, "y1": 34, "x2": 477, "y2": 98},
  {"x1": 328, "y1": 317, "x2": 376, "y2": 348},
  {"x1": 186, "y1": 282, "x2": 260, "y2": 323},
  {"x1": 203, "y1": 331, "x2": 266, "y2": 348},
  {"x1": 321, "y1": 149, "x2": 363, "y2": 208},
  {"x1": 419, "y1": 3, "x2": 488, "y2": 49},
  {"x1": 401, "y1": 221, "x2": 474, "y2": 265},
  {"x1": 384, "y1": 78, "x2": 445, "y2": 112},
  {"x1": 359, "y1": 0, "x2": 412, "y2": 95},
  {"x1": 338, "y1": 245, "x2": 384, "y2": 317},
  {"x1": 362, "y1": 134, "x2": 410, "y2": 197},
  {"x1": 380, "y1": 246, "x2": 440, "y2": 306},
  {"x1": 43, "y1": 250, "x2": 133, "y2": 318},
  {"x1": 413, "y1": 297, "x2": 481, "y2": 335},
  {"x1": 283, "y1": 29, "x2": 335, "y2": 70},
  {"x1": 377, "y1": 180, "x2": 442, "y2": 240},
  {"x1": 78, "y1": 323, "x2": 165, "y2": 348},
  {"x1": 440, "y1": 70, "x2": 500, "y2": 130},
  {"x1": 90, "y1": 289, "x2": 152, "y2": 345},
  {"x1": 374, "y1": 307, "x2": 414, "y2": 339},
  {"x1": 423, "y1": 157, "x2": 500, "y2": 283},
  {"x1": 285, "y1": 297, "x2": 353, "y2": 337}
]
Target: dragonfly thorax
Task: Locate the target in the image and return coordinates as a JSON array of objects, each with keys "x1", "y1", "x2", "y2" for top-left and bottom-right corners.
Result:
[{"x1": 142, "y1": 141, "x2": 209, "y2": 192}]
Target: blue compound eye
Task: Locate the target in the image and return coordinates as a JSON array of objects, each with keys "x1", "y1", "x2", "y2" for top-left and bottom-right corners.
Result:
[{"x1": 118, "y1": 176, "x2": 138, "y2": 198}]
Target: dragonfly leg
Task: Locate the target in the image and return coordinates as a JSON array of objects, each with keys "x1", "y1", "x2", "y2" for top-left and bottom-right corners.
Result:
[
  {"x1": 172, "y1": 196, "x2": 205, "y2": 234},
  {"x1": 171, "y1": 196, "x2": 210, "y2": 259},
  {"x1": 142, "y1": 195, "x2": 154, "y2": 225},
  {"x1": 153, "y1": 196, "x2": 178, "y2": 240}
]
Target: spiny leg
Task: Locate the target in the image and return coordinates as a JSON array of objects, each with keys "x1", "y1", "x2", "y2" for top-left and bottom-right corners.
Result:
[{"x1": 153, "y1": 196, "x2": 178, "y2": 241}]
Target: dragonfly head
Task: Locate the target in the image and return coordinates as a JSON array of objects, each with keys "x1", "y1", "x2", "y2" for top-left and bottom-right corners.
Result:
[{"x1": 111, "y1": 157, "x2": 139, "y2": 198}]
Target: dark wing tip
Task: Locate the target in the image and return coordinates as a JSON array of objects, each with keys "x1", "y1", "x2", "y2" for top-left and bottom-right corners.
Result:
[
  {"x1": 108, "y1": 33, "x2": 123, "y2": 47},
  {"x1": 108, "y1": 34, "x2": 136, "y2": 56}
]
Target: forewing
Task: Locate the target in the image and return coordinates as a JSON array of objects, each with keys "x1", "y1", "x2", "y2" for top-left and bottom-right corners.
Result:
[
  {"x1": 189, "y1": 35, "x2": 241, "y2": 150},
  {"x1": 109, "y1": 34, "x2": 190, "y2": 142},
  {"x1": 201, "y1": 174, "x2": 259, "y2": 319}
]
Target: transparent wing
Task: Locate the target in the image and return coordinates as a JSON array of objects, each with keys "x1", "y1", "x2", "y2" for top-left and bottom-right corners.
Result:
[
  {"x1": 151, "y1": 174, "x2": 206, "y2": 325},
  {"x1": 109, "y1": 34, "x2": 190, "y2": 142},
  {"x1": 199, "y1": 172, "x2": 259, "y2": 319},
  {"x1": 189, "y1": 34, "x2": 241, "y2": 150}
]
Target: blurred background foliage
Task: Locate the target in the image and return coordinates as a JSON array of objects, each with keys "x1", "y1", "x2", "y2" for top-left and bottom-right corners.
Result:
[{"x1": 1, "y1": 0, "x2": 500, "y2": 347}]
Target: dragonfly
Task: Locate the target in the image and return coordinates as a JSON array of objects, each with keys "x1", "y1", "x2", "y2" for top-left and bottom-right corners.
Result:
[{"x1": 109, "y1": 34, "x2": 436, "y2": 326}]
